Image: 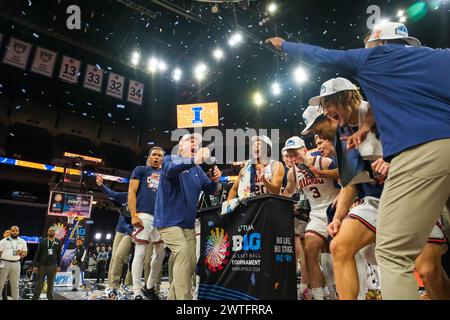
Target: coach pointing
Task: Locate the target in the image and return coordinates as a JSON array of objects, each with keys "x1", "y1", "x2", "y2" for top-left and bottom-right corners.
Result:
[
  {"x1": 266, "y1": 22, "x2": 450, "y2": 299},
  {"x1": 154, "y1": 133, "x2": 221, "y2": 300}
]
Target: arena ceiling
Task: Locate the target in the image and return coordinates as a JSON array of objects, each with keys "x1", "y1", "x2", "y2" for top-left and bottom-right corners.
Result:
[{"x1": 0, "y1": 0, "x2": 448, "y2": 135}]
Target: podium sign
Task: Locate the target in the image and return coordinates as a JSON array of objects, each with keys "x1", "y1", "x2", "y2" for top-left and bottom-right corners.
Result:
[{"x1": 198, "y1": 195, "x2": 297, "y2": 300}]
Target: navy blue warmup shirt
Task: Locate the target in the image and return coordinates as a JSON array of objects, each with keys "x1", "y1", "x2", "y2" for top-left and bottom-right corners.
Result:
[
  {"x1": 130, "y1": 166, "x2": 161, "y2": 215},
  {"x1": 282, "y1": 41, "x2": 450, "y2": 161},
  {"x1": 154, "y1": 155, "x2": 218, "y2": 229},
  {"x1": 101, "y1": 184, "x2": 132, "y2": 235}
]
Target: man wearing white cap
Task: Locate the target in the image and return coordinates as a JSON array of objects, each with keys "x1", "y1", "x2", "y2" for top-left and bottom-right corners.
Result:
[
  {"x1": 227, "y1": 135, "x2": 285, "y2": 200},
  {"x1": 283, "y1": 136, "x2": 340, "y2": 300},
  {"x1": 301, "y1": 106, "x2": 340, "y2": 181},
  {"x1": 267, "y1": 22, "x2": 450, "y2": 299},
  {"x1": 305, "y1": 78, "x2": 450, "y2": 300},
  {"x1": 154, "y1": 133, "x2": 221, "y2": 300}
]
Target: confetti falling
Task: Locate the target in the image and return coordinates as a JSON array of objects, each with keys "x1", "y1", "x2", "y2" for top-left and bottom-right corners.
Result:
[{"x1": 0, "y1": 0, "x2": 446, "y2": 136}]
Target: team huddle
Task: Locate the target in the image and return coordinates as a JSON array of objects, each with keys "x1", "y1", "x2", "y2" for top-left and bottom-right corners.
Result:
[
  {"x1": 117, "y1": 75, "x2": 447, "y2": 301},
  {"x1": 97, "y1": 20, "x2": 450, "y2": 301},
  {"x1": 223, "y1": 77, "x2": 448, "y2": 300}
]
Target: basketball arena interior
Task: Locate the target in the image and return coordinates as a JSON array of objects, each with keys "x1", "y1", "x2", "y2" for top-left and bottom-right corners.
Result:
[{"x1": 0, "y1": 0, "x2": 449, "y2": 306}]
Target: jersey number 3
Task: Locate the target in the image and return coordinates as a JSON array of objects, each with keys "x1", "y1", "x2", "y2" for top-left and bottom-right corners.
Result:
[{"x1": 310, "y1": 187, "x2": 321, "y2": 198}]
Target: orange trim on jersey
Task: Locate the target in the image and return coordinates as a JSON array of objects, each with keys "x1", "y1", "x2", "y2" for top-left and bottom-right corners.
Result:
[
  {"x1": 346, "y1": 214, "x2": 377, "y2": 233},
  {"x1": 131, "y1": 226, "x2": 150, "y2": 245},
  {"x1": 305, "y1": 230, "x2": 327, "y2": 242},
  {"x1": 427, "y1": 238, "x2": 446, "y2": 244},
  {"x1": 414, "y1": 270, "x2": 424, "y2": 289}
]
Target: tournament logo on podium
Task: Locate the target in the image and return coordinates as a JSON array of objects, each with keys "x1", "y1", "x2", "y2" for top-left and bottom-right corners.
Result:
[
  {"x1": 205, "y1": 227, "x2": 230, "y2": 272},
  {"x1": 51, "y1": 223, "x2": 68, "y2": 241}
]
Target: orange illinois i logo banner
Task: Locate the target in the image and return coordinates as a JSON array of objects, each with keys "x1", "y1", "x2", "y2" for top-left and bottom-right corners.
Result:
[{"x1": 177, "y1": 102, "x2": 219, "y2": 128}]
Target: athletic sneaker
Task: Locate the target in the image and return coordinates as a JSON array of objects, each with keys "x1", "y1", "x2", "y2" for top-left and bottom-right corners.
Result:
[
  {"x1": 142, "y1": 286, "x2": 160, "y2": 300},
  {"x1": 134, "y1": 294, "x2": 144, "y2": 300}
]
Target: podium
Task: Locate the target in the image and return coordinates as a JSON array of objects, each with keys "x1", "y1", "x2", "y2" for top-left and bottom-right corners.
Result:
[{"x1": 197, "y1": 195, "x2": 297, "y2": 300}]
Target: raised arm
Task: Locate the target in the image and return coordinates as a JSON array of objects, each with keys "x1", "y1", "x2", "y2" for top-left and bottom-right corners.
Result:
[
  {"x1": 161, "y1": 155, "x2": 195, "y2": 178},
  {"x1": 265, "y1": 37, "x2": 369, "y2": 75},
  {"x1": 227, "y1": 168, "x2": 243, "y2": 201},
  {"x1": 261, "y1": 161, "x2": 285, "y2": 194},
  {"x1": 101, "y1": 184, "x2": 128, "y2": 204},
  {"x1": 282, "y1": 168, "x2": 297, "y2": 197}
]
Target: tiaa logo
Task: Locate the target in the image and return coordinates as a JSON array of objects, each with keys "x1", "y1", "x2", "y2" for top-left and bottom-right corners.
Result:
[
  {"x1": 320, "y1": 84, "x2": 326, "y2": 93},
  {"x1": 286, "y1": 139, "x2": 295, "y2": 146}
]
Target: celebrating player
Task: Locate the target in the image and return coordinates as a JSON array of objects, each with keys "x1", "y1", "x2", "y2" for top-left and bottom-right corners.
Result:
[
  {"x1": 283, "y1": 136, "x2": 340, "y2": 300},
  {"x1": 128, "y1": 147, "x2": 165, "y2": 300},
  {"x1": 228, "y1": 135, "x2": 285, "y2": 200}
]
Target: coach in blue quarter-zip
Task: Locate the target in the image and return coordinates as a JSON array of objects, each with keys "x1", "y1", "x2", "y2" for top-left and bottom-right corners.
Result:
[
  {"x1": 266, "y1": 21, "x2": 450, "y2": 299},
  {"x1": 154, "y1": 133, "x2": 221, "y2": 300}
]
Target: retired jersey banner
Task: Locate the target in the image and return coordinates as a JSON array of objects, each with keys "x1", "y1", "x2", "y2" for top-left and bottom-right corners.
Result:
[
  {"x1": 59, "y1": 55, "x2": 81, "y2": 84},
  {"x1": 177, "y1": 102, "x2": 219, "y2": 128},
  {"x1": 2, "y1": 37, "x2": 32, "y2": 70},
  {"x1": 83, "y1": 64, "x2": 104, "y2": 92},
  {"x1": 30, "y1": 46, "x2": 58, "y2": 77},
  {"x1": 106, "y1": 72, "x2": 125, "y2": 99},
  {"x1": 127, "y1": 79, "x2": 144, "y2": 105},
  {"x1": 198, "y1": 195, "x2": 297, "y2": 300}
]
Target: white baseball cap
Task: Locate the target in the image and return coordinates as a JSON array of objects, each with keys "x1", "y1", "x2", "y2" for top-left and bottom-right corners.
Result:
[
  {"x1": 179, "y1": 133, "x2": 202, "y2": 145},
  {"x1": 309, "y1": 78, "x2": 358, "y2": 107},
  {"x1": 282, "y1": 136, "x2": 306, "y2": 152},
  {"x1": 365, "y1": 22, "x2": 421, "y2": 47},
  {"x1": 301, "y1": 105, "x2": 327, "y2": 136},
  {"x1": 251, "y1": 135, "x2": 273, "y2": 148}
]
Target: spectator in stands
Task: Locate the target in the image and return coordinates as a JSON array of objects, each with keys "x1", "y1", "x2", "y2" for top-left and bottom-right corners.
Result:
[
  {"x1": 32, "y1": 227, "x2": 62, "y2": 300},
  {"x1": 96, "y1": 245, "x2": 108, "y2": 284},
  {"x1": 0, "y1": 226, "x2": 27, "y2": 300},
  {"x1": 68, "y1": 238, "x2": 86, "y2": 291}
]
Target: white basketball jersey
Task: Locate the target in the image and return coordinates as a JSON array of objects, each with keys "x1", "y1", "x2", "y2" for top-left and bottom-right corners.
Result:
[
  {"x1": 294, "y1": 156, "x2": 339, "y2": 211},
  {"x1": 237, "y1": 160, "x2": 275, "y2": 198}
]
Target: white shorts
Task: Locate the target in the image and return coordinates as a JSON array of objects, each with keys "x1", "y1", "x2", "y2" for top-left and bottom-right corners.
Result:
[
  {"x1": 346, "y1": 196, "x2": 447, "y2": 244},
  {"x1": 131, "y1": 213, "x2": 161, "y2": 244},
  {"x1": 195, "y1": 218, "x2": 201, "y2": 237},
  {"x1": 294, "y1": 218, "x2": 306, "y2": 238},
  {"x1": 305, "y1": 209, "x2": 328, "y2": 241}
]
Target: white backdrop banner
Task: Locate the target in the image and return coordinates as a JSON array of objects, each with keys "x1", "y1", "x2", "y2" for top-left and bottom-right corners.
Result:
[
  {"x1": 83, "y1": 64, "x2": 104, "y2": 92},
  {"x1": 127, "y1": 80, "x2": 144, "y2": 105},
  {"x1": 59, "y1": 55, "x2": 81, "y2": 84},
  {"x1": 106, "y1": 72, "x2": 125, "y2": 99},
  {"x1": 2, "y1": 37, "x2": 32, "y2": 70},
  {"x1": 31, "y1": 46, "x2": 58, "y2": 77}
]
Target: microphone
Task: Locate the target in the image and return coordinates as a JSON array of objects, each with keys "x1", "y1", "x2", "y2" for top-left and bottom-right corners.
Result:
[{"x1": 205, "y1": 156, "x2": 216, "y2": 165}]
